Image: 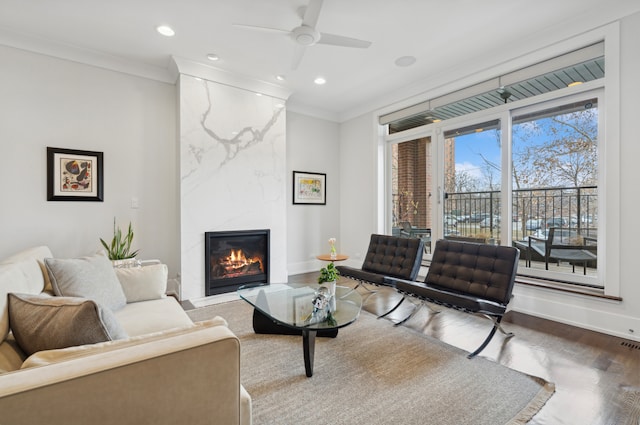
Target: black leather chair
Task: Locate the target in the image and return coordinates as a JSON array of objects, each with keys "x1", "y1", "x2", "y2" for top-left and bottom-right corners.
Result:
[
  {"x1": 384, "y1": 239, "x2": 520, "y2": 358},
  {"x1": 336, "y1": 234, "x2": 423, "y2": 315}
]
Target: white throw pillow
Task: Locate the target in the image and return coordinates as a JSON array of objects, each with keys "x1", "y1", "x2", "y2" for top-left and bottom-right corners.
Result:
[
  {"x1": 115, "y1": 264, "x2": 168, "y2": 303},
  {"x1": 45, "y1": 251, "x2": 127, "y2": 311}
]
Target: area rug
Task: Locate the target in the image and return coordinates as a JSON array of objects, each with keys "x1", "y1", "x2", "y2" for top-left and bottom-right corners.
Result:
[{"x1": 187, "y1": 300, "x2": 555, "y2": 425}]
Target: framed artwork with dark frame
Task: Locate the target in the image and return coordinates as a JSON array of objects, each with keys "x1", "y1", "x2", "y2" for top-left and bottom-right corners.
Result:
[
  {"x1": 47, "y1": 147, "x2": 104, "y2": 202},
  {"x1": 292, "y1": 171, "x2": 326, "y2": 205}
]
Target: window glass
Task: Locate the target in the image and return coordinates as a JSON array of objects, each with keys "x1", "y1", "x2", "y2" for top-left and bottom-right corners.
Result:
[
  {"x1": 512, "y1": 98, "x2": 599, "y2": 283},
  {"x1": 392, "y1": 137, "x2": 433, "y2": 253},
  {"x1": 443, "y1": 120, "x2": 502, "y2": 244}
]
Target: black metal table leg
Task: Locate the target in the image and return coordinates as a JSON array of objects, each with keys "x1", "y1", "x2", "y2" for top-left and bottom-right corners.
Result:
[{"x1": 302, "y1": 329, "x2": 317, "y2": 377}]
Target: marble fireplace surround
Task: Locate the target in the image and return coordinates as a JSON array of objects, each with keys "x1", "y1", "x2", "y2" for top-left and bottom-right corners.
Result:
[{"x1": 172, "y1": 57, "x2": 292, "y2": 301}]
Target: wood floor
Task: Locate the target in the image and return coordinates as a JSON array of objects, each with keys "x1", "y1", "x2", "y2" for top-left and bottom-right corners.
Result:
[{"x1": 292, "y1": 272, "x2": 640, "y2": 425}]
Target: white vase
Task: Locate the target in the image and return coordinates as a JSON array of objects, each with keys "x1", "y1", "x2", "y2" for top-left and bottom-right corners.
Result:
[
  {"x1": 321, "y1": 280, "x2": 337, "y2": 313},
  {"x1": 111, "y1": 258, "x2": 141, "y2": 268}
]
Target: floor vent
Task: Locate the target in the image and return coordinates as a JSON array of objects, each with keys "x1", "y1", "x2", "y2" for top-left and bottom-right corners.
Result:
[{"x1": 621, "y1": 341, "x2": 640, "y2": 350}]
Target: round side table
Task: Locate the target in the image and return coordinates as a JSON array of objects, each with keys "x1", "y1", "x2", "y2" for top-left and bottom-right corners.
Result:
[{"x1": 316, "y1": 254, "x2": 349, "y2": 262}]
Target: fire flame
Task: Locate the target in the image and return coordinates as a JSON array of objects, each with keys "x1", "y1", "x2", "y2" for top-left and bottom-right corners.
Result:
[{"x1": 220, "y1": 249, "x2": 263, "y2": 276}]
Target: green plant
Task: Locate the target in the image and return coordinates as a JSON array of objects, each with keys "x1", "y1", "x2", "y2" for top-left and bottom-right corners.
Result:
[
  {"x1": 318, "y1": 262, "x2": 340, "y2": 283},
  {"x1": 100, "y1": 219, "x2": 139, "y2": 260}
]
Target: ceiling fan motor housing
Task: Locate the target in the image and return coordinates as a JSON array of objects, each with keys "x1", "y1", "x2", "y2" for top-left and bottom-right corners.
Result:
[{"x1": 291, "y1": 25, "x2": 320, "y2": 46}]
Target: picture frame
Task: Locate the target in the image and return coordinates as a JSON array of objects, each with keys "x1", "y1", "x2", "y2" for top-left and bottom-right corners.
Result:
[
  {"x1": 292, "y1": 171, "x2": 326, "y2": 205},
  {"x1": 47, "y1": 147, "x2": 104, "y2": 202}
]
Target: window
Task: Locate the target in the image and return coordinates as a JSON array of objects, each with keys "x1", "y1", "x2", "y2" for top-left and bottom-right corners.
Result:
[
  {"x1": 443, "y1": 120, "x2": 502, "y2": 243},
  {"x1": 383, "y1": 42, "x2": 608, "y2": 289},
  {"x1": 511, "y1": 96, "x2": 599, "y2": 285}
]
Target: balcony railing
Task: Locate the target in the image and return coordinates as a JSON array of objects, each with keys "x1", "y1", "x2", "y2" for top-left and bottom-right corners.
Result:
[
  {"x1": 391, "y1": 185, "x2": 598, "y2": 281},
  {"x1": 444, "y1": 185, "x2": 597, "y2": 241}
]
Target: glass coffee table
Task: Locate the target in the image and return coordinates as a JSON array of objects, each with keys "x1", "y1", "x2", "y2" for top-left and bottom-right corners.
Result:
[{"x1": 238, "y1": 283, "x2": 362, "y2": 377}]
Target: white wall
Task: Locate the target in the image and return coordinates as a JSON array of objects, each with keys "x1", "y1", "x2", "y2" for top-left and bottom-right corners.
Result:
[
  {"x1": 0, "y1": 45, "x2": 179, "y2": 275},
  {"x1": 338, "y1": 112, "x2": 379, "y2": 268},
  {"x1": 336, "y1": 12, "x2": 640, "y2": 341},
  {"x1": 286, "y1": 111, "x2": 341, "y2": 274}
]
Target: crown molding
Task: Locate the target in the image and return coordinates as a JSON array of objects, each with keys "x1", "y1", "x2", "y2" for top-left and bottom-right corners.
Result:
[
  {"x1": 170, "y1": 56, "x2": 292, "y2": 101},
  {"x1": 0, "y1": 28, "x2": 174, "y2": 84}
]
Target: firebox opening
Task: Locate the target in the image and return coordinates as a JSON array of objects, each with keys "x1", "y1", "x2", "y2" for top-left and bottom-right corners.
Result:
[{"x1": 205, "y1": 229, "x2": 269, "y2": 296}]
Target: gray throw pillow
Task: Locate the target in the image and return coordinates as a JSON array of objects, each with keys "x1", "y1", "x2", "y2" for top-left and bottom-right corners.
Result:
[
  {"x1": 45, "y1": 251, "x2": 127, "y2": 311},
  {"x1": 8, "y1": 293, "x2": 128, "y2": 356}
]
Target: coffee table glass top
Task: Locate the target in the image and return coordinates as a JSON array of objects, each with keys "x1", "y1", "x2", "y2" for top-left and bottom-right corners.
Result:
[{"x1": 238, "y1": 283, "x2": 362, "y2": 330}]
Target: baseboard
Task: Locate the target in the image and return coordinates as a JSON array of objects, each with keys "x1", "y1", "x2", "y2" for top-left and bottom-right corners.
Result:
[
  {"x1": 189, "y1": 292, "x2": 240, "y2": 309},
  {"x1": 512, "y1": 285, "x2": 640, "y2": 342}
]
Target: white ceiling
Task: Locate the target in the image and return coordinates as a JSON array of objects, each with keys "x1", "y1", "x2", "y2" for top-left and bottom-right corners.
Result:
[{"x1": 1, "y1": 0, "x2": 639, "y2": 121}]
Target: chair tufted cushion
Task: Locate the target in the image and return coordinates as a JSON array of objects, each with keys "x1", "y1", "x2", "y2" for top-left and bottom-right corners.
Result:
[
  {"x1": 424, "y1": 239, "x2": 519, "y2": 305},
  {"x1": 361, "y1": 234, "x2": 423, "y2": 280}
]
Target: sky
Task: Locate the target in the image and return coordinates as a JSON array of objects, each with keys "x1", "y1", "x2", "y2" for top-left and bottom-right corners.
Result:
[
  {"x1": 453, "y1": 104, "x2": 598, "y2": 190},
  {"x1": 454, "y1": 129, "x2": 501, "y2": 184}
]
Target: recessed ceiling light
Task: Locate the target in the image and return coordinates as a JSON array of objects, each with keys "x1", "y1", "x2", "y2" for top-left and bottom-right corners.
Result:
[
  {"x1": 255, "y1": 92, "x2": 263, "y2": 96},
  {"x1": 276, "y1": 75, "x2": 286, "y2": 81},
  {"x1": 395, "y1": 56, "x2": 416, "y2": 67},
  {"x1": 568, "y1": 81, "x2": 583, "y2": 87},
  {"x1": 156, "y1": 25, "x2": 175, "y2": 37},
  {"x1": 206, "y1": 53, "x2": 219, "y2": 61},
  {"x1": 314, "y1": 77, "x2": 326, "y2": 85}
]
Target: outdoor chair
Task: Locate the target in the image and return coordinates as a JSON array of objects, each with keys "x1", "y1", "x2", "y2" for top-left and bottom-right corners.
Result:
[
  {"x1": 384, "y1": 239, "x2": 520, "y2": 358},
  {"x1": 526, "y1": 227, "x2": 597, "y2": 275},
  {"x1": 399, "y1": 221, "x2": 431, "y2": 253}
]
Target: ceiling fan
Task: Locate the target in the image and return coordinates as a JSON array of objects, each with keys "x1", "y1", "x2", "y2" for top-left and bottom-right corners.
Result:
[{"x1": 233, "y1": 0, "x2": 372, "y2": 70}]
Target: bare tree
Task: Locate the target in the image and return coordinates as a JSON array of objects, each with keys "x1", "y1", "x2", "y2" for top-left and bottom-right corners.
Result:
[
  {"x1": 510, "y1": 106, "x2": 598, "y2": 234},
  {"x1": 512, "y1": 108, "x2": 597, "y2": 189},
  {"x1": 454, "y1": 169, "x2": 480, "y2": 192}
]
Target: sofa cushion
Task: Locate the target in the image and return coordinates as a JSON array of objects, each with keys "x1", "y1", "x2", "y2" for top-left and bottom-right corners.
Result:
[
  {"x1": 8, "y1": 293, "x2": 128, "y2": 356},
  {"x1": 21, "y1": 317, "x2": 227, "y2": 369},
  {"x1": 45, "y1": 251, "x2": 127, "y2": 311},
  {"x1": 0, "y1": 246, "x2": 53, "y2": 343},
  {"x1": 115, "y1": 264, "x2": 168, "y2": 303},
  {"x1": 114, "y1": 297, "x2": 194, "y2": 337}
]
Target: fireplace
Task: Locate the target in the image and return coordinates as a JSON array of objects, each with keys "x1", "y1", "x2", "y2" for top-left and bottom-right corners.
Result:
[{"x1": 204, "y1": 229, "x2": 270, "y2": 295}]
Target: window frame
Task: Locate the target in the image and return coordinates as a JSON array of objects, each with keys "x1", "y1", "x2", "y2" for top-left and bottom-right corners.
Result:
[
  {"x1": 386, "y1": 84, "x2": 606, "y2": 287},
  {"x1": 380, "y1": 23, "x2": 620, "y2": 296}
]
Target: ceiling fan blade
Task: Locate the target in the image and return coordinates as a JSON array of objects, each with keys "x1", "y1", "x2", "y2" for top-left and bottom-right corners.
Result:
[
  {"x1": 318, "y1": 32, "x2": 372, "y2": 48},
  {"x1": 291, "y1": 44, "x2": 307, "y2": 70},
  {"x1": 232, "y1": 23, "x2": 290, "y2": 35},
  {"x1": 302, "y1": 0, "x2": 323, "y2": 28}
]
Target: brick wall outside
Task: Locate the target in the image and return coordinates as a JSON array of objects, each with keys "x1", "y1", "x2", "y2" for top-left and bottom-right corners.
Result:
[
  {"x1": 396, "y1": 137, "x2": 431, "y2": 229},
  {"x1": 394, "y1": 136, "x2": 456, "y2": 230}
]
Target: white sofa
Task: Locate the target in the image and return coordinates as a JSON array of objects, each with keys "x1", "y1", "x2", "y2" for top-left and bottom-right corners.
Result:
[{"x1": 0, "y1": 246, "x2": 252, "y2": 425}]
